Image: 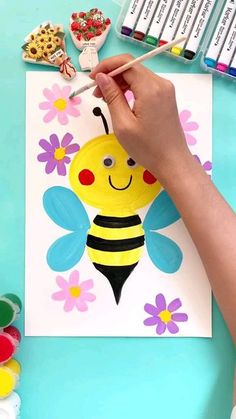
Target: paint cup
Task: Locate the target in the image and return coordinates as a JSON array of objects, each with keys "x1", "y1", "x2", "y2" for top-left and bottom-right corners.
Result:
[
  {"x1": 0, "y1": 366, "x2": 18, "y2": 399},
  {"x1": 4, "y1": 360, "x2": 21, "y2": 376},
  {"x1": 0, "y1": 333, "x2": 18, "y2": 365},
  {"x1": 0, "y1": 294, "x2": 22, "y2": 328},
  {"x1": 0, "y1": 391, "x2": 21, "y2": 418},
  {"x1": 3, "y1": 326, "x2": 21, "y2": 344}
]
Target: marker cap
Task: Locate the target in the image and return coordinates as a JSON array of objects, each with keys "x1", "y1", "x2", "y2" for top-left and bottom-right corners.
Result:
[
  {"x1": 0, "y1": 392, "x2": 21, "y2": 418},
  {"x1": 121, "y1": 26, "x2": 132, "y2": 36},
  {"x1": 145, "y1": 35, "x2": 158, "y2": 46},
  {"x1": 229, "y1": 67, "x2": 236, "y2": 76},
  {"x1": 171, "y1": 46, "x2": 182, "y2": 56},
  {"x1": 0, "y1": 367, "x2": 17, "y2": 399},
  {"x1": 216, "y1": 62, "x2": 228, "y2": 72},
  {"x1": 184, "y1": 49, "x2": 195, "y2": 60},
  {"x1": 204, "y1": 57, "x2": 216, "y2": 68},
  {"x1": 133, "y1": 31, "x2": 145, "y2": 41},
  {"x1": 0, "y1": 333, "x2": 17, "y2": 364}
]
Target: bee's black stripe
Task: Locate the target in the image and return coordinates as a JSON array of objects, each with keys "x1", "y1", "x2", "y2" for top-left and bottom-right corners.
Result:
[
  {"x1": 87, "y1": 235, "x2": 144, "y2": 252},
  {"x1": 93, "y1": 214, "x2": 141, "y2": 228}
]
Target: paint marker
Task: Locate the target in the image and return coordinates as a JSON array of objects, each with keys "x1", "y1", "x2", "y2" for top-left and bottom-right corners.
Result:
[
  {"x1": 0, "y1": 294, "x2": 22, "y2": 329},
  {"x1": 121, "y1": 0, "x2": 146, "y2": 36},
  {"x1": 184, "y1": 0, "x2": 216, "y2": 60},
  {"x1": 171, "y1": 0, "x2": 203, "y2": 55},
  {"x1": 159, "y1": 0, "x2": 189, "y2": 46},
  {"x1": 204, "y1": 0, "x2": 236, "y2": 67},
  {"x1": 146, "y1": 0, "x2": 174, "y2": 46},
  {"x1": 229, "y1": 50, "x2": 236, "y2": 75},
  {"x1": 133, "y1": 0, "x2": 159, "y2": 41},
  {"x1": 216, "y1": 14, "x2": 236, "y2": 72}
]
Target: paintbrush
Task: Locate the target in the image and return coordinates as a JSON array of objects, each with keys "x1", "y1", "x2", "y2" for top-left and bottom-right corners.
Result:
[{"x1": 69, "y1": 36, "x2": 186, "y2": 99}]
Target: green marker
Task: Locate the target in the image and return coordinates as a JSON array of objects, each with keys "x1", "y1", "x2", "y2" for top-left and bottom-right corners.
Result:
[
  {"x1": 146, "y1": 0, "x2": 173, "y2": 46},
  {"x1": 0, "y1": 294, "x2": 22, "y2": 328}
]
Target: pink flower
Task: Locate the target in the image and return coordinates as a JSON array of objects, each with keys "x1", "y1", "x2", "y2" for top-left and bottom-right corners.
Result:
[
  {"x1": 37, "y1": 133, "x2": 80, "y2": 176},
  {"x1": 144, "y1": 293, "x2": 188, "y2": 335},
  {"x1": 52, "y1": 270, "x2": 96, "y2": 312},
  {"x1": 39, "y1": 84, "x2": 81, "y2": 125},
  {"x1": 179, "y1": 110, "x2": 199, "y2": 146}
]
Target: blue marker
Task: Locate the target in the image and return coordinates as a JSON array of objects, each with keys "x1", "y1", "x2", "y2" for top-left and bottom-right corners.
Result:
[{"x1": 229, "y1": 50, "x2": 236, "y2": 76}]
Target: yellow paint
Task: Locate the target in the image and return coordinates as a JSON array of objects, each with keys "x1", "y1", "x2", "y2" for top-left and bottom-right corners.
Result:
[
  {"x1": 0, "y1": 367, "x2": 16, "y2": 398},
  {"x1": 88, "y1": 246, "x2": 144, "y2": 266},
  {"x1": 69, "y1": 134, "x2": 161, "y2": 213},
  {"x1": 4, "y1": 359, "x2": 21, "y2": 376},
  {"x1": 69, "y1": 286, "x2": 81, "y2": 298},
  {"x1": 90, "y1": 224, "x2": 144, "y2": 240},
  {"x1": 171, "y1": 46, "x2": 182, "y2": 56},
  {"x1": 159, "y1": 310, "x2": 172, "y2": 323},
  {"x1": 54, "y1": 147, "x2": 66, "y2": 161},
  {"x1": 54, "y1": 98, "x2": 67, "y2": 111}
]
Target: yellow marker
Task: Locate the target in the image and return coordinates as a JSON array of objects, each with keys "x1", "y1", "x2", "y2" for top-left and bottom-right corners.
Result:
[
  {"x1": 4, "y1": 359, "x2": 21, "y2": 376},
  {"x1": 0, "y1": 366, "x2": 17, "y2": 398},
  {"x1": 171, "y1": 46, "x2": 182, "y2": 56}
]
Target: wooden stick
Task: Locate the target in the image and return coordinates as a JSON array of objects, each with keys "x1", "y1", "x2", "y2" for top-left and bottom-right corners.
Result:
[{"x1": 69, "y1": 36, "x2": 186, "y2": 98}]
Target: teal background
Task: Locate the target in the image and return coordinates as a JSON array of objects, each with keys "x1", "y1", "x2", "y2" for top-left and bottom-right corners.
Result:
[{"x1": 0, "y1": 1, "x2": 235, "y2": 418}]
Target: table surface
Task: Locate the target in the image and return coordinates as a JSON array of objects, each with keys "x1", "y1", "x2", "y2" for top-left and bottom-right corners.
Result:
[{"x1": 0, "y1": 1, "x2": 235, "y2": 418}]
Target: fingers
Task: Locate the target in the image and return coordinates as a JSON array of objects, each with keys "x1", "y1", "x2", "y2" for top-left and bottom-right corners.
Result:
[{"x1": 95, "y1": 73, "x2": 135, "y2": 130}]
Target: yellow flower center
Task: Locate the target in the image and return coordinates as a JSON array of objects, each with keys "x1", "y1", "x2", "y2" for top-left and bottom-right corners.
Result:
[
  {"x1": 69, "y1": 286, "x2": 81, "y2": 298},
  {"x1": 159, "y1": 310, "x2": 172, "y2": 324},
  {"x1": 54, "y1": 147, "x2": 66, "y2": 160},
  {"x1": 54, "y1": 98, "x2": 67, "y2": 111}
]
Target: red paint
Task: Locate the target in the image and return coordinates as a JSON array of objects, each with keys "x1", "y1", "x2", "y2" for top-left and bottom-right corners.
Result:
[
  {"x1": 143, "y1": 170, "x2": 157, "y2": 184},
  {"x1": 0, "y1": 333, "x2": 16, "y2": 363},
  {"x1": 78, "y1": 169, "x2": 95, "y2": 185},
  {"x1": 4, "y1": 326, "x2": 21, "y2": 343}
]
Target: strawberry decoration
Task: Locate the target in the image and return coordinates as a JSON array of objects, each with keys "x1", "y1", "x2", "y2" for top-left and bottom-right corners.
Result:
[{"x1": 70, "y1": 8, "x2": 111, "y2": 42}]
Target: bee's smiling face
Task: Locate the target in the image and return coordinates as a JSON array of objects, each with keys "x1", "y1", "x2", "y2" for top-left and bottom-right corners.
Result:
[{"x1": 69, "y1": 134, "x2": 161, "y2": 212}]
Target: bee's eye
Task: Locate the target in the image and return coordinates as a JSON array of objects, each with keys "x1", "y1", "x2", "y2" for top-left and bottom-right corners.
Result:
[
  {"x1": 103, "y1": 156, "x2": 115, "y2": 168},
  {"x1": 127, "y1": 157, "x2": 137, "y2": 168}
]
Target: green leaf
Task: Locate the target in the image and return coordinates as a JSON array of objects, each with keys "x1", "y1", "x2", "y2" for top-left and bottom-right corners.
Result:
[
  {"x1": 55, "y1": 31, "x2": 65, "y2": 39},
  {"x1": 21, "y1": 43, "x2": 29, "y2": 51}
]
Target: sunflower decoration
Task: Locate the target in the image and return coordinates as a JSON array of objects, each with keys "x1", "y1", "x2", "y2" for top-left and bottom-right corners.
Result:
[
  {"x1": 22, "y1": 22, "x2": 76, "y2": 80},
  {"x1": 25, "y1": 41, "x2": 43, "y2": 59},
  {"x1": 22, "y1": 22, "x2": 66, "y2": 63}
]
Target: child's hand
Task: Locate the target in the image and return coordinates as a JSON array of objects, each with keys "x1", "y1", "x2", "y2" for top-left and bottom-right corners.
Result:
[{"x1": 90, "y1": 54, "x2": 192, "y2": 182}]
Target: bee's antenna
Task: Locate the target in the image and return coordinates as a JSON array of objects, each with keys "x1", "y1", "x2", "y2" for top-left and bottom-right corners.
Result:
[{"x1": 93, "y1": 107, "x2": 109, "y2": 135}]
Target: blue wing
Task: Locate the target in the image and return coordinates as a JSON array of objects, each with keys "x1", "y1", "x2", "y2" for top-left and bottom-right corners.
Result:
[
  {"x1": 144, "y1": 191, "x2": 183, "y2": 273},
  {"x1": 43, "y1": 187, "x2": 90, "y2": 271}
]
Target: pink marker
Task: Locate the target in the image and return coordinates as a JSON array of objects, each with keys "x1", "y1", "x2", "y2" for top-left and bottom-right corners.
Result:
[{"x1": 216, "y1": 13, "x2": 236, "y2": 72}]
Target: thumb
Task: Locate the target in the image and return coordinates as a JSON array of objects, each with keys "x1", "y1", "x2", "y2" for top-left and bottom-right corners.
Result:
[{"x1": 95, "y1": 72, "x2": 132, "y2": 125}]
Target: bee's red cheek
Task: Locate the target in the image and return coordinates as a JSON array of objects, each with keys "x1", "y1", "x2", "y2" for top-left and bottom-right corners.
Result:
[
  {"x1": 143, "y1": 170, "x2": 157, "y2": 184},
  {"x1": 78, "y1": 169, "x2": 95, "y2": 185}
]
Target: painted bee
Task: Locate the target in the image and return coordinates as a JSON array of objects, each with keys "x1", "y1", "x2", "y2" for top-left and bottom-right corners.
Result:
[{"x1": 43, "y1": 107, "x2": 183, "y2": 303}]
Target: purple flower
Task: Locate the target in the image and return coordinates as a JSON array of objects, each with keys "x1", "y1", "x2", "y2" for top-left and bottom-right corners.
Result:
[
  {"x1": 194, "y1": 155, "x2": 212, "y2": 175},
  {"x1": 144, "y1": 294, "x2": 188, "y2": 335},
  {"x1": 37, "y1": 133, "x2": 80, "y2": 176}
]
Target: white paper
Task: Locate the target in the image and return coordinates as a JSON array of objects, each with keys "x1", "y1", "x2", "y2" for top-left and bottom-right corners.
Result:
[{"x1": 25, "y1": 72, "x2": 212, "y2": 337}]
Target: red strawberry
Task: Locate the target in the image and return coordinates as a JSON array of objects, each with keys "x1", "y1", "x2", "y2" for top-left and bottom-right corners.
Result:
[
  {"x1": 79, "y1": 12, "x2": 86, "y2": 18},
  {"x1": 76, "y1": 34, "x2": 82, "y2": 41},
  {"x1": 71, "y1": 12, "x2": 78, "y2": 20},
  {"x1": 71, "y1": 21, "x2": 80, "y2": 31},
  {"x1": 96, "y1": 29, "x2": 102, "y2": 36},
  {"x1": 105, "y1": 18, "x2": 111, "y2": 25},
  {"x1": 81, "y1": 25, "x2": 88, "y2": 32}
]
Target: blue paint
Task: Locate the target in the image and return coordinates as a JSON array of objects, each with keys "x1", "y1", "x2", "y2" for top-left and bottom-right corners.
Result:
[
  {"x1": 43, "y1": 186, "x2": 90, "y2": 271},
  {"x1": 144, "y1": 190, "x2": 180, "y2": 230},
  {"x1": 0, "y1": 0, "x2": 235, "y2": 418},
  {"x1": 146, "y1": 231, "x2": 183, "y2": 273}
]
